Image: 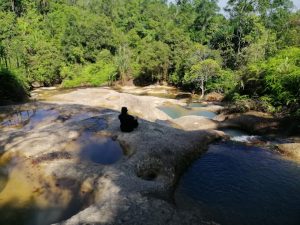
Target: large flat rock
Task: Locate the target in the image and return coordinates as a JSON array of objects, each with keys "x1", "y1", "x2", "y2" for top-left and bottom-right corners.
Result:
[{"x1": 0, "y1": 90, "x2": 221, "y2": 225}]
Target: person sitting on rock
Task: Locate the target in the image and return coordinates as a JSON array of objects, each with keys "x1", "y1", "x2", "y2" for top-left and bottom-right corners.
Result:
[{"x1": 118, "y1": 107, "x2": 138, "y2": 132}]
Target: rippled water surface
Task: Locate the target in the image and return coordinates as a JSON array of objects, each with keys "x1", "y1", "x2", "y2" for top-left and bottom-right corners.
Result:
[{"x1": 175, "y1": 141, "x2": 300, "y2": 225}]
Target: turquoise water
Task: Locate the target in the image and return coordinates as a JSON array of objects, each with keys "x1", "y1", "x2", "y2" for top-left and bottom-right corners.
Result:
[
  {"x1": 158, "y1": 105, "x2": 217, "y2": 119},
  {"x1": 186, "y1": 102, "x2": 207, "y2": 108},
  {"x1": 175, "y1": 141, "x2": 300, "y2": 225}
]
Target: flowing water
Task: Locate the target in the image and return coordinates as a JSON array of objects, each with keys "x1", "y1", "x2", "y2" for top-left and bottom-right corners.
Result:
[{"x1": 175, "y1": 141, "x2": 300, "y2": 225}]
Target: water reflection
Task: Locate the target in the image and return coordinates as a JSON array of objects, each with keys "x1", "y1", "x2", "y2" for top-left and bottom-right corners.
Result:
[
  {"x1": 175, "y1": 141, "x2": 300, "y2": 225},
  {"x1": 75, "y1": 132, "x2": 123, "y2": 165},
  {"x1": 0, "y1": 109, "x2": 59, "y2": 130},
  {"x1": 0, "y1": 110, "x2": 34, "y2": 127},
  {"x1": 0, "y1": 157, "x2": 87, "y2": 225}
]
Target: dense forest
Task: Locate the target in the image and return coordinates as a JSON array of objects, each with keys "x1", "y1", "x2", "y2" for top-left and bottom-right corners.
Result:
[{"x1": 0, "y1": 0, "x2": 299, "y2": 115}]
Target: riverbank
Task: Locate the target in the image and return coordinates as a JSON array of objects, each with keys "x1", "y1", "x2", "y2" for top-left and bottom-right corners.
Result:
[
  {"x1": 0, "y1": 87, "x2": 223, "y2": 225},
  {"x1": 0, "y1": 86, "x2": 299, "y2": 225}
]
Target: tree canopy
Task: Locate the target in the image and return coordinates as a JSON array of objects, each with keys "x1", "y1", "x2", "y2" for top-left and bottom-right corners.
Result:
[{"x1": 0, "y1": 0, "x2": 299, "y2": 114}]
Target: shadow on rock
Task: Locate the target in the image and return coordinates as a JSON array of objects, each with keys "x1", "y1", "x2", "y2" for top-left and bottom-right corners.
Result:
[{"x1": 0, "y1": 102, "x2": 222, "y2": 225}]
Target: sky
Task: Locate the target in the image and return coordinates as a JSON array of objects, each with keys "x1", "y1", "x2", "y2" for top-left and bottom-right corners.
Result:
[
  {"x1": 170, "y1": 0, "x2": 300, "y2": 11},
  {"x1": 218, "y1": 0, "x2": 300, "y2": 10}
]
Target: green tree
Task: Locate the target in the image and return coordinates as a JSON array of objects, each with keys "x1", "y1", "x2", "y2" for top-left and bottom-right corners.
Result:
[
  {"x1": 137, "y1": 39, "x2": 170, "y2": 83},
  {"x1": 185, "y1": 58, "x2": 221, "y2": 98},
  {"x1": 115, "y1": 45, "x2": 132, "y2": 84}
]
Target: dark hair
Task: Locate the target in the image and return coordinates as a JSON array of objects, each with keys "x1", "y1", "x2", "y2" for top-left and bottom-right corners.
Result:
[{"x1": 121, "y1": 107, "x2": 128, "y2": 114}]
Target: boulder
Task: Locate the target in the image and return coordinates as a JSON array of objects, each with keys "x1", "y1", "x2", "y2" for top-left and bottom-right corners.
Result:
[
  {"x1": 219, "y1": 111, "x2": 300, "y2": 136},
  {"x1": 0, "y1": 101, "x2": 221, "y2": 225},
  {"x1": 205, "y1": 92, "x2": 224, "y2": 102},
  {"x1": 31, "y1": 81, "x2": 42, "y2": 88},
  {"x1": 277, "y1": 143, "x2": 300, "y2": 160}
]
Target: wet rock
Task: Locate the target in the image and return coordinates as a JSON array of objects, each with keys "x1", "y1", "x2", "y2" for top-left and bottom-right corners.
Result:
[
  {"x1": 219, "y1": 111, "x2": 300, "y2": 136},
  {"x1": 176, "y1": 92, "x2": 191, "y2": 99},
  {"x1": 277, "y1": 143, "x2": 300, "y2": 159},
  {"x1": 172, "y1": 116, "x2": 218, "y2": 131},
  {"x1": 32, "y1": 81, "x2": 42, "y2": 88},
  {"x1": 0, "y1": 90, "x2": 222, "y2": 225}
]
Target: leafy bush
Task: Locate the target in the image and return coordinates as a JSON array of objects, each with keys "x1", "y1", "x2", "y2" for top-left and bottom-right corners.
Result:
[
  {"x1": 0, "y1": 68, "x2": 29, "y2": 104},
  {"x1": 208, "y1": 69, "x2": 238, "y2": 94},
  {"x1": 238, "y1": 47, "x2": 300, "y2": 113},
  {"x1": 61, "y1": 60, "x2": 117, "y2": 88}
]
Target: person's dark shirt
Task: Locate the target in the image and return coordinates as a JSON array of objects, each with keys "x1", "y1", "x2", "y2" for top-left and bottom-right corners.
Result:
[{"x1": 118, "y1": 113, "x2": 138, "y2": 132}]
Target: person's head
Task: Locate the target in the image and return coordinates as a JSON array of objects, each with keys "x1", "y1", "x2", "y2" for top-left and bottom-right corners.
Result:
[{"x1": 121, "y1": 107, "x2": 128, "y2": 114}]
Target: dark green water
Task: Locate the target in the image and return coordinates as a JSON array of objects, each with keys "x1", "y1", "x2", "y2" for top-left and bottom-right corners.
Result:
[{"x1": 175, "y1": 141, "x2": 300, "y2": 225}]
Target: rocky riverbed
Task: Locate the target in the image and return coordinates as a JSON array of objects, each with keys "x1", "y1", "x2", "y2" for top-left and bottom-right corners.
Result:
[
  {"x1": 0, "y1": 86, "x2": 299, "y2": 225},
  {"x1": 0, "y1": 87, "x2": 223, "y2": 225}
]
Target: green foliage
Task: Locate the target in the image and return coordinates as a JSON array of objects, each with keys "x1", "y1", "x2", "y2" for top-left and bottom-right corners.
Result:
[
  {"x1": 0, "y1": 0, "x2": 298, "y2": 113},
  {"x1": 0, "y1": 67, "x2": 28, "y2": 103},
  {"x1": 209, "y1": 69, "x2": 238, "y2": 94},
  {"x1": 263, "y1": 47, "x2": 300, "y2": 106},
  {"x1": 27, "y1": 41, "x2": 64, "y2": 86},
  {"x1": 135, "y1": 39, "x2": 170, "y2": 83},
  {"x1": 115, "y1": 45, "x2": 132, "y2": 83},
  {"x1": 183, "y1": 44, "x2": 222, "y2": 97},
  {"x1": 239, "y1": 47, "x2": 300, "y2": 113},
  {"x1": 62, "y1": 60, "x2": 117, "y2": 88}
]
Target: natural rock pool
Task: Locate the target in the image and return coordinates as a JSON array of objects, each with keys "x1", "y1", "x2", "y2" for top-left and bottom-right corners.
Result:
[
  {"x1": 175, "y1": 141, "x2": 300, "y2": 225},
  {"x1": 0, "y1": 156, "x2": 90, "y2": 225},
  {"x1": 1, "y1": 87, "x2": 299, "y2": 225},
  {"x1": 0, "y1": 105, "x2": 124, "y2": 225},
  {"x1": 0, "y1": 109, "x2": 59, "y2": 130},
  {"x1": 73, "y1": 131, "x2": 123, "y2": 165},
  {"x1": 158, "y1": 104, "x2": 217, "y2": 119}
]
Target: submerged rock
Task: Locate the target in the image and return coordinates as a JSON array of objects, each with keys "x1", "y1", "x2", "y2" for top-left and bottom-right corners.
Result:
[
  {"x1": 204, "y1": 92, "x2": 224, "y2": 102},
  {"x1": 217, "y1": 111, "x2": 300, "y2": 136},
  {"x1": 172, "y1": 116, "x2": 218, "y2": 131},
  {"x1": 277, "y1": 143, "x2": 300, "y2": 160}
]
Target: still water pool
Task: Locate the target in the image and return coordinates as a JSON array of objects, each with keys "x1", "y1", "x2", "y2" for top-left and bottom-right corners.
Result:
[
  {"x1": 0, "y1": 109, "x2": 59, "y2": 130},
  {"x1": 0, "y1": 109, "x2": 123, "y2": 225},
  {"x1": 158, "y1": 104, "x2": 217, "y2": 119},
  {"x1": 175, "y1": 141, "x2": 300, "y2": 225},
  {"x1": 77, "y1": 132, "x2": 123, "y2": 165}
]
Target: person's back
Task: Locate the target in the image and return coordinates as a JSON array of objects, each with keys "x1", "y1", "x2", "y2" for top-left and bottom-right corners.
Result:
[{"x1": 119, "y1": 107, "x2": 138, "y2": 132}]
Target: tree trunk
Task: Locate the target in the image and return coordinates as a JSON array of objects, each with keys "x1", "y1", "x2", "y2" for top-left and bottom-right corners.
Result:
[
  {"x1": 200, "y1": 78, "x2": 205, "y2": 99},
  {"x1": 4, "y1": 56, "x2": 8, "y2": 68},
  {"x1": 121, "y1": 72, "x2": 125, "y2": 85},
  {"x1": 11, "y1": 0, "x2": 15, "y2": 13}
]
